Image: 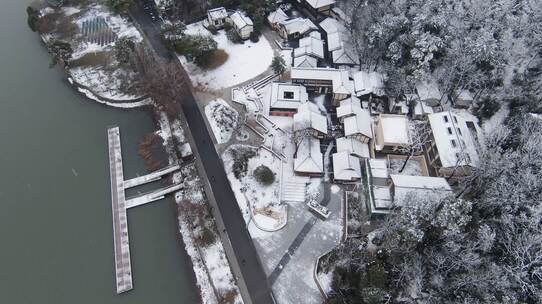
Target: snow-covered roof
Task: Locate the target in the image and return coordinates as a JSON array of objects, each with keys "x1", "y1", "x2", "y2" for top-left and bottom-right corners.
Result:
[
  {"x1": 353, "y1": 71, "x2": 385, "y2": 97},
  {"x1": 294, "y1": 36, "x2": 325, "y2": 59},
  {"x1": 455, "y1": 89, "x2": 474, "y2": 107},
  {"x1": 309, "y1": 31, "x2": 322, "y2": 39},
  {"x1": 369, "y1": 159, "x2": 389, "y2": 179},
  {"x1": 290, "y1": 67, "x2": 353, "y2": 95},
  {"x1": 295, "y1": 137, "x2": 324, "y2": 174},
  {"x1": 373, "y1": 186, "x2": 392, "y2": 209},
  {"x1": 270, "y1": 82, "x2": 309, "y2": 110},
  {"x1": 332, "y1": 151, "x2": 361, "y2": 181},
  {"x1": 336, "y1": 96, "x2": 362, "y2": 118},
  {"x1": 427, "y1": 111, "x2": 480, "y2": 168},
  {"x1": 267, "y1": 8, "x2": 288, "y2": 24},
  {"x1": 416, "y1": 79, "x2": 441, "y2": 103},
  {"x1": 293, "y1": 103, "x2": 328, "y2": 134},
  {"x1": 305, "y1": 0, "x2": 336, "y2": 9},
  {"x1": 332, "y1": 48, "x2": 357, "y2": 65},
  {"x1": 230, "y1": 11, "x2": 253, "y2": 29},
  {"x1": 391, "y1": 174, "x2": 451, "y2": 190},
  {"x1": 327, "y1": 32, "x2": 342, "y2": 52},
  {"x1": 343, "y1": 109, "x2": 373, "y2": 139},
  {"x1": 391, "y1": 174, "x2": 452, "y2": 203},
  {"x1": 319, "y1": 17, "x2": 342, "y2": 35},
  {"x1": 411, "y1": 98, "x2": 435, "y2": 117},
  {"x1": 280, "y1": 18, "x2": 318, "y2": 36},
  {"x1": 294, "y1": 55, "x2": 318, "y2": 68},
  {"x1": 336, "y1": 137, "x2": 370, "y2": 158},
  {"x1": 376, "y1": 114, "x2": 410, "y2": 147},
  {"x1": 207, "y1": 7, "x2": 227, "y2": 21}
]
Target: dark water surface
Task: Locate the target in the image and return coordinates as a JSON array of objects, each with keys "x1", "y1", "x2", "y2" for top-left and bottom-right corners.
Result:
[{"x1": 0, "y1": 1, "x2": 198, "y2": 303}]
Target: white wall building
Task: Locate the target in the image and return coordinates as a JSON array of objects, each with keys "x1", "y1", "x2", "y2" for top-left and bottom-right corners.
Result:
[
  {"x1": 207, "y1": 7, "x2": 228, "y2": 28},
  {"x1": 269, "y1": 82, "x2": 309, "y2": 116},
  {"x1": 426, "y1": 111, "x2": 480, "y2": 178},
  {"x1": 374, "y1": 114, "x2": 411, "y2": 152},
  {"x1": 229, "y1": 11, "x2": 253, "y2": 40}
]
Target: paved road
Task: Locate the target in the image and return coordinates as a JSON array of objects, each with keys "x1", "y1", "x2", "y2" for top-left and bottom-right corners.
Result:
[{"x1": 130, "y1": 4, "x2": 275, "y2": 304}]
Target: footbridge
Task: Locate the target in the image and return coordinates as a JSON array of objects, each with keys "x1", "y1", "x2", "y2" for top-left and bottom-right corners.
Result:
[{"x1": 107, "y1": 126, "x2": 181, "y2": 294}]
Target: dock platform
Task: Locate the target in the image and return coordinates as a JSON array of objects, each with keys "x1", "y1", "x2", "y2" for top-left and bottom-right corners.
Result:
[{"x1": 107, "y1": 126, "x2": 133, "y2": 294}]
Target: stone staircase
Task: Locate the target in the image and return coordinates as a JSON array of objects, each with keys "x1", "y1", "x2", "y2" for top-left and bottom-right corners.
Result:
[{"x1": 281, "y1": 176, "x2": 310, "y2": 202}]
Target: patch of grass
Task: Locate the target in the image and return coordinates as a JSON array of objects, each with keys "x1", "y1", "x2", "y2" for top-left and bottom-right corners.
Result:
[
  {"x1": 69, "y1": 51, "x2": 110, "y2": 68},
  {"x1": 199, "y1": 49, "x2": 228, "y2": 70}
]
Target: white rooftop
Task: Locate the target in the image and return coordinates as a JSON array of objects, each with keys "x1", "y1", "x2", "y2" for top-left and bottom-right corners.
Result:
[
  {"x1": 293, "y1": 103, "x2": 328, "y2": 134},
  {"x1": 305, "y1": 0, "x2": 336, "y2": 9},
  {"x1": 290, "y1": 67, "x2": 353, "y2": 95},
  {"x1": 332, "y1": 151, "x2": 361, "y2": 181},
  {"x1": 280, "y1": 18, "x2": 318, "y2": 35},
  {"x1": 428, "y1": 111, "x2": 480, "y2": 168},
  {"x1": 416, "y1": 79, "x2": 441, "y2": 102},
  {"x1": 270, "y1": 82, "x2": 309, "y2": 110},
  {"x1": 369, "y1": 159, "x2": 389, "y2": 179},
  {"x1": 353, "y1": 71, "x2": 385, "y2": 97},
  {"x1": 377, "y1": 114, "x2": 410, "y2": 146},
  {"x1": 391, "y1": 174, "x2": 452, "y2": 203},
  {"x1": 332, "y1": 48, "x2": 358, "y2": 65},
  {"x1": 336, "y1": 137, "x2": 370, "y2": 158},
  {"x1": 294, "y1": 36, "x2": 325, "y2": 59},
  {"x1": 230, "y1": 11, "x2": 253, "y2": 29},
  {"x1": 294, "y1": 55, "x2": 318, "y2": 68},
  {"x1": 343, "y1": 109, "x2": 373, "y2": 139},
  {"x1": 207, "y1": 7, "x2": 227, "y2": 20},
  {"x1": 295, "y1": 137, "x2": 324, "y2": 174},
  {"x1": 336, "y1": 96, "x2": 362, "y2": 118},
  {"x1": 267, "y1": 8, "x2": 288, "y2": 24}
]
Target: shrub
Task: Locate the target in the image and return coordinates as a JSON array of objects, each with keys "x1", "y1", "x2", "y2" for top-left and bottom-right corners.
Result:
[
  {"x1": 199, "y1": 49, "x2": 229, "y2": 70},
  {"x1": 253, "y1": 165, "x2": 275, "y2": 186},
  {"x1": 229, "y1": 146, "x2": 257, "y2": 179},
  {"x1": 195, "y1": 226, "x2": 216, "y2": 247},
  {"x1": 223, "y1": 22, "x2": 233, "y2": 31},
  {"x1": 26, "y1": 6, "x2": 39, "y2": 32},
  {"x1": 226, "y1": 28, "x2": 242, "y2": 44},
  {"x1": 207, "y1": 24, "x2": 218, "y2": 35},
  {"x1": 249, "y1": 31, "x2": 259, "y2": 43}
]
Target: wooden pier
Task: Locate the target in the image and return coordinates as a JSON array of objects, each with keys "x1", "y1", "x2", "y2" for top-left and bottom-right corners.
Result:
[
  {"x1": 107, "y1": 127, "x2": 133, "y2": 294},
  {"x1": 107, "y1": 126, "x2": 182, "y2": 294}
]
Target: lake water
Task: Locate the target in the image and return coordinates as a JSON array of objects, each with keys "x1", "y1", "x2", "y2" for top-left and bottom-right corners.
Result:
[{"x1": 0, "y1": 1, "x2": 198, "y2": 303}]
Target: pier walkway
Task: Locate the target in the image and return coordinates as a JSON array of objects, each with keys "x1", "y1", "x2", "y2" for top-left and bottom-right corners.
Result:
[
  {"x1": 107, "y1": 126, "x2": 181, "y2": 294},
  {"x1": 108, "y1": 127, "x2": 132, "y2": 294},
  {"x1": 123, "y1": 164, "x2": 180, "y2": 189}
]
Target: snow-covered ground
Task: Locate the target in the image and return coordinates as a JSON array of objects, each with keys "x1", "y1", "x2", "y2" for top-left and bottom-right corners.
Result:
[
  {"x1": 222, "y1": 145, "x2": 286, "y2": 230},
  {"x1": 389, "y1": 158, "x2": 423, "y2": 176},
  {"x1": 205, "y1": 99, "x2": 239, "y2": 144},
  {"x1": 71, "y1": 4, "x2": 142, "y2": 59},
  {"x1": 70, "y1": 66, "x2": 142, "y2": 101},
  {"x1": 179, "y1": 22, "x2": 274, "y2": 90}
]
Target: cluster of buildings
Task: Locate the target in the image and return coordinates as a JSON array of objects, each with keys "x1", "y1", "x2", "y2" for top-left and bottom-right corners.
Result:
[
  {"x1": 262, "y1": 0, "x2": 482, "y2": 215},
  {"x1": 205, "y1": 1, "x2": 481, "y2": 216},
  {"x1": 206, "y1": 7, "x2": 254, "y2": 40}
]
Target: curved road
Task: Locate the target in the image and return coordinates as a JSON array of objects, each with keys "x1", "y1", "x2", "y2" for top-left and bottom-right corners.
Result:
[{"x1": 130, "y1": 3, "x2": 275, "y2": 304}]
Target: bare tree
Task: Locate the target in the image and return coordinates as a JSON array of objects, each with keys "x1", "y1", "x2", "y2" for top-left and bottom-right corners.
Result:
[{"x1": 396, "y1": 121, "x2": 432, "y2": 173}]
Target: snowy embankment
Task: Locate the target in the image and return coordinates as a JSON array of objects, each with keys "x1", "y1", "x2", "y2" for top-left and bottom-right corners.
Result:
[
  {"x1": 205, "y1": 99, "x2": 239, "y2": 144},
  {"x1": 178, "y1": 21, "x2": 274, "y2": 90},
  {"x1": 45, "y1": 5, "x2": 146, "y2": 106},
  {"x1": 156, "y1": 116, "x2": 242, "y2": 303}
]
